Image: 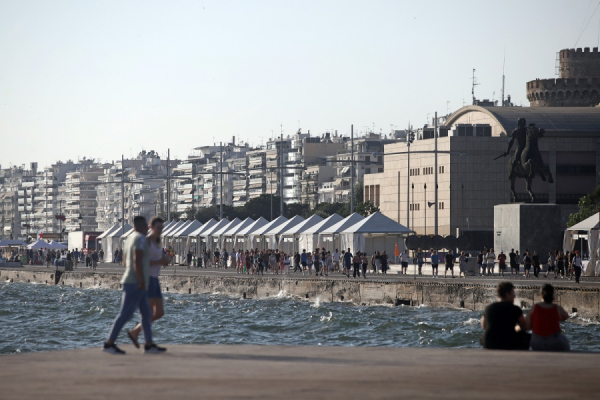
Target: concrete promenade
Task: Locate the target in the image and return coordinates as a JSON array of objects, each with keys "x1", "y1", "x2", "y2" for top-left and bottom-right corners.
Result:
[
  {"x1": 1, "y1": 344, "x2": 599, "y2": 399},
  {"x1": 6, "y1": 261, "x2": 600, "y2": 288}
]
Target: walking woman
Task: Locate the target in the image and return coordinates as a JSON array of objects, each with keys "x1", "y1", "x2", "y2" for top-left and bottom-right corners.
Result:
[
  {"x1": 526, "y1": 284, "x2": 570, "y2": 351},
  {"x1": 572, "y1": 250, "x2": 583, "y2": 284},
  {"x1": 361, "y1": 252, "x2": 368, "y2": 278},
  {"x1": 128, "y1": 217, "x2": 171, "y2": 348},
  {"x1": 381, "y1": 251, "x2": 389, "y2": 274},
  {"x1": 556, "y1": 250, "x2": 565, "y2": 279},
  {"x1": 352, "y1": 252, "x2": 361, "y2": 278}
]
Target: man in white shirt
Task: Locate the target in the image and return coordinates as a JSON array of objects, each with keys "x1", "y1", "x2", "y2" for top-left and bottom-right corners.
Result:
[
  {"x1": 401, "y1": 250, "x2": 409, "y2": 274},
  {"x1": 333, "y1": 249, "x2": 340, "y2": 273}
]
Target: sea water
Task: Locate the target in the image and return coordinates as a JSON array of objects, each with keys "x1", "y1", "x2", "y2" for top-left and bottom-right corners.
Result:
[{"x1": 1, "y1": 281, "x2": 599, "y2": 355}]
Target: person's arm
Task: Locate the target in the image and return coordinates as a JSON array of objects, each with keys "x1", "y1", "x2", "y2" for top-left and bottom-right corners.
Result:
[
  {"x1": 505, "y1": 134, "x2": 515, "y2": 156},
  {"x1": 524, "y1": 308, "x2": 533, "y2": 331},
  {"x1": 134, "y1": 246, "x2": 145, "y2": 290},
  {"x1": 480, "y1": 315, "x2": 486, "y2": 330},
  {"x1": 557, "y1": 305, "x2": 569, "y2": 321},
  {"x1": 517, "y1": 314, "x2": 527, "y2": 332}
]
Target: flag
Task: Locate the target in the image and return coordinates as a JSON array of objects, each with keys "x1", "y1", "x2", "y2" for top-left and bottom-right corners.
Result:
[
  {"x1": 37, "y1": 229, "x2": 44, "y2": 240},
  {"x1": 394, "y1": 242, "x2": 400, "y2": 257}
]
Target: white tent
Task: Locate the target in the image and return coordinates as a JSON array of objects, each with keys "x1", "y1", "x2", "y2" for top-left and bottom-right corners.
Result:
[
  {"x1": 211, "y1": 218, "x2": 242, "y2": 250},
  {"x1": 264, "y1": 215, "x2": 305, "y2": 250},
  {"x1": 566, "y1": 212, "x2": 600, "y2": 276},
  {"x1": 339, "y1": 212, "x2": 412, "y2": 257},
  {"x1": 102, "y1": 223, "x2": 132, "y2": 262},
  {"x1": 278, "y1": 214, "x2": 323, "y2": 254},
  {"x1": 201, "y1": 219, "x2": 230, "y2": 251},
  {"x1": 235, "y1": 217, "x2": 269, "y2": 250},
  {"x1": 161, "y1": 220, "x2": 184, "y2": 237},
  {"x1": 251, "y1": 216, "x2": 288, "y2": 249},
  {"x1": 164, "y1": 220, "x2": 192, "y2": 249},
  {"x1": 188, "y1": 219, "x2": 218, "y2": 255},
  {"x1": 172, "y1": 220, "x2": 203, "y2": 261},
  {"x1": 318, "y1": 213, "x2": 365, "y2": 252},
  {"x1": 298, "y1": 213, "x2": 344, "y2": 253},
  {"x1": 222, "y1": 217, "x2": 254, "y2": 250}
]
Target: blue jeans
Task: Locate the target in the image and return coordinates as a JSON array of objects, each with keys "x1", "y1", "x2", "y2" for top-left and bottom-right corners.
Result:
[{"x1": 107, "y1": 283, "x2": 153, "y2": 344}]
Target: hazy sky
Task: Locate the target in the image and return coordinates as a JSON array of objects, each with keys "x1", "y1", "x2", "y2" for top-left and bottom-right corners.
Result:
[{"x1": 2, "y1": 0, "x2": 599, "y2": 168}]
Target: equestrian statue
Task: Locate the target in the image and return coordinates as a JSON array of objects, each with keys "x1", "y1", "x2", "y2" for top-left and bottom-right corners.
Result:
[{"x1": 496, "y1": 118, "x2": 553, "y2": 203}]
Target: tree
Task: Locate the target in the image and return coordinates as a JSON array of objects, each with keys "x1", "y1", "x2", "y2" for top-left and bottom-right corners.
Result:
[
  {"x1": 243, "y1": 194, "x2": 281, "y2": 220},
  {"x1": 352, "y1": 179, "x2": 380, "y2": 217},
  {"x1": 567, "y1": 185, "x2": 600, "y2": 227},
  {"x1": 284, "y1": 202, "x2": 310, "y2": 219},
  {"x1": 158, "y1": 211, "x2": 181, "y2": 221}
]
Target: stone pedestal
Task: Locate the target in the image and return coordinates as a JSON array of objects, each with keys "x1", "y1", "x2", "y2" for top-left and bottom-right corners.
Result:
[{"x1": 494, "y1": 204, "x2": 563, "y2": 260}]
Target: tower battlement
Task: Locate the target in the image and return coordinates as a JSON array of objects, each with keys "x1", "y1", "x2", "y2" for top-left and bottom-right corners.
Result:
[{"x1": 527, "y1": 47, "x2": 600, "y2": 106}]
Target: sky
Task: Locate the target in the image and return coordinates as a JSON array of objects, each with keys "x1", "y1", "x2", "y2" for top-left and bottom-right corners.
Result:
[{"x1": 2, "y1": 0, "x2": 600, "y2": 168}]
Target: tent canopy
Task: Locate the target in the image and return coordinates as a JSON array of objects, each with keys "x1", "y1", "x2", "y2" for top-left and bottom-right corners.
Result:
[
  {"x1": 302, "y1": 213, "x2": 344, "y2": 234},
  {"x1": 107, "y1": 223, "x2": 132, "y2": 237},
  {"x1": 97, "y1": 224, "x2": 119, "y2": 239},
  {"x1": 161, "y1": 220, "x2": 184, "y2": 237},
  {"x1": 321, "y1": 213, "x2": 365, "y2": 234},
  {"x1": 49, "y1": 240, "x2": 68, "y2": 249},
  {"x1": 168, "y1": 220, "x2": 193, "y2": 237},
  {"x1": 568, "y1": 213, "x2": 600, "y2": 231},
  {"x1": 212, "y1": 218, "x2": 242, "y2": 236},
  {"x1": 201, "y1": 219, "x2": 230, "y2": 237},
  {"x1": 281, "y1": 214, "x2": 323, "y2": 235},
  {"x1": 173, "y1": 220, "x2": 203, "y2": 237},
  {"x1": 265, "y1": 215, "x2": 304, "y2": 235},
  {"x1": 236, "y1": 217, "x2": 269, "y2": 235},
  {"x1": 190, "y1": 219, "x2": 217, "y2": 236},
  {"x1": 340, "y1": 212, "x2": 413, "y2": 235},
  {"x1": 225, "y1": 217, "x2": 255, "y2": 236},
  {"x1": 253, "y1": 216, "x2": 288, "y2": 235},
  {"x1": 27, "y1": 239, "x2": 54, "y2": 249}
]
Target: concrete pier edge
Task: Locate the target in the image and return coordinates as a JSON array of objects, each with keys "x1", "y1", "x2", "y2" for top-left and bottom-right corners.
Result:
[{"x1": 2, "y1": 268, "x2": 600, "y2": 318}]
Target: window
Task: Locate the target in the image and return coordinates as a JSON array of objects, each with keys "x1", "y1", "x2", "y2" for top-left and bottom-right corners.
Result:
[
  {"x1": 410, "y1": 203, "x2": 420, "y2": 211},
  {"x1": 439, "y1": 166, "x2": 444, "y2": 174},
  {"x1": 365, "y1": 168, "x2": 371, "y2": 174},
  {"x1": 438, "y1": 202, "x2": 444, "y2": 210}
]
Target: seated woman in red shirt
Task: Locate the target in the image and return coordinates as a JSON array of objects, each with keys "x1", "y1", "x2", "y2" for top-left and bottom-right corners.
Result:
[{"x1": 525, "y1": 284, "x2": 570, "y2": 351}]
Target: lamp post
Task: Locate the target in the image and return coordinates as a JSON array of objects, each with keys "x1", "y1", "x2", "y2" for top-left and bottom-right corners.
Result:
[
  {"x1": 424, "y1": 183, "x2": 427, "y2": 235},
  {"x1": 411, "y1": 183, "x2": 414, "y2": 232},
  {"x1": 350, "y1": 124, "x2": 354, "y2": 213}
]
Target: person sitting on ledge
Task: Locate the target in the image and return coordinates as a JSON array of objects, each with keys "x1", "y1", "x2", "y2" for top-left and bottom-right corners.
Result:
[
  {"x1": 481, "y1": 282, "x2": 530, "y2": 350},
  {"x1": 525, "y1": 284, "x2": 570, "y2": 352}
]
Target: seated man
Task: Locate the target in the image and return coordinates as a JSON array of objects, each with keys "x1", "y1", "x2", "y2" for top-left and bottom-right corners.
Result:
[{"x1": 480, "y1": 282, "x2": 529, "y2": 350}]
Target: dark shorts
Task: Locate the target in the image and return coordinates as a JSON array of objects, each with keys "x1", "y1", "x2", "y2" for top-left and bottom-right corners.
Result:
[
  {"x1": 432, "y1": 264, "x2": 438, "y2": 269},
  {"x1": 148, "y1": 277, "x2": 162, "y2": 299},
  {"x1": 301, "y1": 261, "x2": 307, "y2": 267},
  {"x1": 524, "y1": 264, "x2": 531, "y2": 270},
  {"x1": 445, "y1": 263, "x2": 453, "y2": 270},
  {"x1": 547, "y1": 265, "x2": 555, "y2": 271},
  {"x1": 401, "y1": 262, "x2": 408, "y2": 268},
  {"x1": 499, "y1": 263, "x2": 506, "y2": 270}
]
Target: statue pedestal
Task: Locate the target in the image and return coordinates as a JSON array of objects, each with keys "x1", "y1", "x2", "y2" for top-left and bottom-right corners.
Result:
[{"x1": 494, "y1": 204, "x2": 562, "y2": 261}]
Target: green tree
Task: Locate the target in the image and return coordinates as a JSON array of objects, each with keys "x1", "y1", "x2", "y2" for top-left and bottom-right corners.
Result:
[
  {"x1": 567, "y1": 185, "x2": 600, "y2": 227},
  {"x1": 158, "y1": 211, "x2": 182, "y2": 221},
  {"x1": 285, "y1": 202, "x2": 310, "y2": 219},
  {"x1": 351, "y1": 179, "x2": 380, "y2": 217}
]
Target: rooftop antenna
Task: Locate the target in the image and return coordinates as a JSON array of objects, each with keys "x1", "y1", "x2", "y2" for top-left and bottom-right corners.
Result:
[
  {"x1": 502, "y1": 50, "x2": 506, "y2": 106},
  {"x1": 472, "y1": 68, "x2": 480, "y2": 105},
  {"x1": 446, "y1": 101, "x2": 450, "y2": 115}
]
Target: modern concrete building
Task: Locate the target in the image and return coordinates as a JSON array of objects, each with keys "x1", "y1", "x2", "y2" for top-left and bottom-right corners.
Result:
[{"x1": 365, "y1": 105, "x2": 600, "y2": 249}]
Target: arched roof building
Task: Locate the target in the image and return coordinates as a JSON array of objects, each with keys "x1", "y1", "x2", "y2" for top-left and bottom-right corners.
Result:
[{"x1": 364, "y1": 106, "x2": 600, "y2": 249}]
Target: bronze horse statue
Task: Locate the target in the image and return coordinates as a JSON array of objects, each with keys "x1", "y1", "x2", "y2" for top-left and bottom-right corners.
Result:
[{"x1": 501, "y1": 118, "x2": 553, "y2": 203}]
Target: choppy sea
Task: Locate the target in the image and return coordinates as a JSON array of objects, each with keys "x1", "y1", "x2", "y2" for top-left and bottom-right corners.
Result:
[{"x1": 1, "y1": 281, "x2": 599, "y2": 354}]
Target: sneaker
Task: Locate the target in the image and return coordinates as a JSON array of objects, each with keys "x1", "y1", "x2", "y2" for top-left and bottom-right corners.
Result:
[
  {"x1": 103, "y1": 342, "x2": 126, "y2": 355},
  {"x1": 145, "y1": 343, "x2": 167, "y2": 354}
]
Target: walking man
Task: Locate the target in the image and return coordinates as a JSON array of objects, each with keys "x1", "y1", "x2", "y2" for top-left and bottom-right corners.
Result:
[{"x1": 103, "y1": 216, "x2": 165, "y2": 355}]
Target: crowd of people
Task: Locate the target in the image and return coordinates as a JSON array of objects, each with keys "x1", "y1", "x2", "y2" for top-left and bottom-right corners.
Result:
[
  {"x1": 174, "y1": 247, "x2": 392, "y2": 279},
  {"x1": 2, "y1": 247, "x2": 104, "y2": 269}
]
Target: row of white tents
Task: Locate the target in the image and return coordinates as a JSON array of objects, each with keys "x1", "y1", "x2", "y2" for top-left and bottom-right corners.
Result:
[
  {"x1": 565, "y1": 212, "x2": 600, "y2": 276},
  {"x1": 96, "y1": 212, "x2": 413, "y2": 264}
]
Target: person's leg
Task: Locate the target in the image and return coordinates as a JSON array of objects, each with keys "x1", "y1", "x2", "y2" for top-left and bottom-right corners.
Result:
[
  {"x1": 106, "y1": 284, "x2": 142, "y2": 344},
  {"x1": 137, "y1": 291, "x2": 154, "y2": 345}
]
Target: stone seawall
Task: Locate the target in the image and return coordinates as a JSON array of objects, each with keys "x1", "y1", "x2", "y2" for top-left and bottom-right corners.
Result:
[{"x1": 2, "y1": 269, "x2": 599, "y2": 318}]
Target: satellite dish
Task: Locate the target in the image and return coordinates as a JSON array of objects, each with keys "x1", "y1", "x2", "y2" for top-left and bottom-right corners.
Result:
[
  {"x1": 457, "y1": 236, "x2": 471, "y2": 250},
  {"x1": 419, "y1": 235, "x2": 432, "y2": 251},
  {"x1": 405, "y1": 235, "x2": 420, "y2": 250},
  {"x1": 443, "y1": 235, "x2": 457, "y2": 250},
  {"x1": 431, "y1": 235, "x2": 444, "y2": 250}
]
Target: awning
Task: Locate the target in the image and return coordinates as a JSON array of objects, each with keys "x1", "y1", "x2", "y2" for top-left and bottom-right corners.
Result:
[
  {"x1": 249, "y1": 183, "x2": 263, "y2": 189},
  {"x1": 341, "y1": 166, "x2": 349, "y2": 174}
]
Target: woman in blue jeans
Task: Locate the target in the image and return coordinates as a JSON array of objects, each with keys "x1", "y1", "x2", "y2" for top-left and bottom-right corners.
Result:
[{"x1": 128, "y1": 217, "x2": 171, "y2": 347}]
